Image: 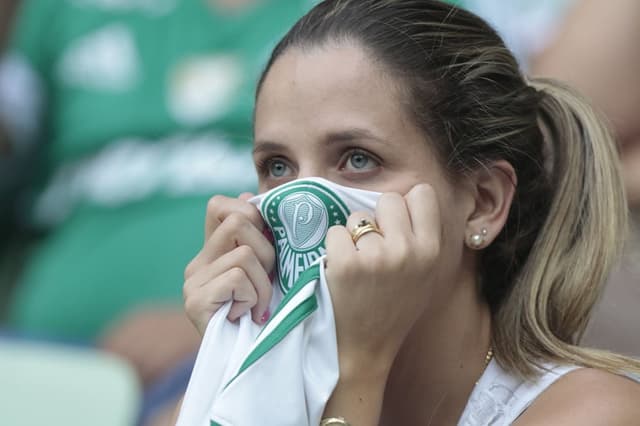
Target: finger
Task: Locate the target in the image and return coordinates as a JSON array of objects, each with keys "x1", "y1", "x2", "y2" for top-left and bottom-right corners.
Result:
[
  {"x1": 238, "y1": 192, "x2": 255, "y2": 202},
  {"x1": 185, "y1": 267, "x2": 257, "y2": 333},
  {"x1": 204, "y1": 195, "x2": 264, "y2": 241},
  {"x1": 224, "y1": 270, "x2": 259, "y2": 322},
  {"x1": 345, "y1": 211, "x2": 383, "y2": 250},
  {"x1": 404, "y1": 184, "x2": 441, "y2": 257},
  {"x1": 325, "y1": 224, "x2": 357, "y2": 275},
  {"x1": 188, "y1": 213, "x2": 275, "y2": 278},
  {"x1": 185, "y1": 246, "x2": 273, "y2": 323},
  {"x1": 375, "y1": 192, "x2": 412, "y2": 245},
  {"x1": 225, "y1": 245, "x2": 272, "y2": 324},
  {"x1": 404, "y1": 183, "x2": 440, "y2": 238}
]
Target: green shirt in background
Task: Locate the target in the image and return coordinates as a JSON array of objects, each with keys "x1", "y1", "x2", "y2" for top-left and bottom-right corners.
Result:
[{"x1": 6, "y1": 0, "x2": 314, "y2": 340}]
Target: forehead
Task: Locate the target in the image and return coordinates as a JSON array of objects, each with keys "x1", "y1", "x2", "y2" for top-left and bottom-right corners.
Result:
[{"x1": 254, "y1": 43, "x2": 416, "y2": 142}]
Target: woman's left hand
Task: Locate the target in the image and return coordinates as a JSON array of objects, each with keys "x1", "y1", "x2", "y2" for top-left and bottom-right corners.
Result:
[{"x1": 324, "y1": 183, "x2": 442, "y2": 378}]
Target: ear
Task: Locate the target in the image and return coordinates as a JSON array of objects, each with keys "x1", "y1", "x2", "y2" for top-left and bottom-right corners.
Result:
[{"x1": 465, "y1": 160, "x2": 516, "y2": 249}]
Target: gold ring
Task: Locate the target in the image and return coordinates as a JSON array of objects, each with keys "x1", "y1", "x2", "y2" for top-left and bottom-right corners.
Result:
[{"x1": 350, "y1": 218, "x2": 382, "y2": 243}]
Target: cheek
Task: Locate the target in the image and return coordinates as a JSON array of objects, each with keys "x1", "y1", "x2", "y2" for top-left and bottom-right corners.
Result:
[
  {"x1": 435, "y1": 185, "x2": 468, "y2": 251},
  {"x1": 257, "y1": 179, "x2": 272, "y2": 195}
]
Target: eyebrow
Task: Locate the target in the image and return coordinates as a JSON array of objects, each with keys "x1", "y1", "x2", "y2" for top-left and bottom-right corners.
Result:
[
  {"x1": 253, "y1": 128, "x2": 388, "y2": 155},
  {"x1": 323, "y1": 128, "x2": 388, "y2": 145},
  {"x1": 252, "y1": 141, "x2": 288, "y2": 156}
]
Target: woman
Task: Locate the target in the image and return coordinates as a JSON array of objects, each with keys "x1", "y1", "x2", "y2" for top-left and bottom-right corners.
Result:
[{"x1": 182, "y1": 0, "x2": 640, "y2": 424}]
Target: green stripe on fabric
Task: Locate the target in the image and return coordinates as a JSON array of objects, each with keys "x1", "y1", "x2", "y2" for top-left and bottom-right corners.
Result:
[
  {"x1": 225, "y1": 294, "x2": 318, "y2": 388},
  {"x1": 255, "y1": 264, "x2": 321, "y2": 340},
  {"x1": 211, "y1": 421, "x2": 222, "y2": 426}
]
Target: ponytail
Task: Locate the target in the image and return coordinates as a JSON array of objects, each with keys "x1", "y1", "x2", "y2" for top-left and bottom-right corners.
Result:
[{"x1": 493, "y1": 77, "x2": 640, "y2": 378}]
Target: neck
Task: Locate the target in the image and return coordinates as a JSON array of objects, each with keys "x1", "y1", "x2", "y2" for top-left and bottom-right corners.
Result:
[{"x1": 380, "y1": 272, "x2": 492, "y2": 425}]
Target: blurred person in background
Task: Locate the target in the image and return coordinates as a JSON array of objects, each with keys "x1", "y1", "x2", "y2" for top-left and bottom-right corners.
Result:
[
  {"x1": 0, "y1": 1, "x2": 19, "y2": 50},
  {"x1": 0, "y1": 0, "x2": 314, "y2": 389},
  {"x1": 530, "y1": 0, "x2": 640, "y2": 357},
  {"x1": 451, "y1": 0, "x2": 640, "y2": 357}
]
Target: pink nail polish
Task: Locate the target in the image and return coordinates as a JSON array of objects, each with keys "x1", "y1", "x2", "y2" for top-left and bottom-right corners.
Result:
[{"x1": 260, "y1": 310, "x2": 271, "y2": 324}]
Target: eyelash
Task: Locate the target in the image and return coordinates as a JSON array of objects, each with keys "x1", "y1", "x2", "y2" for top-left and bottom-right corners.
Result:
[
  {"x1": 255, "y1": 148, "x2": 382, "y2": 179},
  {"x1": 339, "y1": 148, "x2": 381, "y2": 172},
  {"x1": 255, "y1": 156, "x2": 290, "y2": 179}
]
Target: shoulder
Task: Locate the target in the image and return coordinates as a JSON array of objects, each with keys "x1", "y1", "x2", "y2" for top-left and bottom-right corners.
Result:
[{"x1": 515, "y1": 367, "x2": 640, "y2": 425}]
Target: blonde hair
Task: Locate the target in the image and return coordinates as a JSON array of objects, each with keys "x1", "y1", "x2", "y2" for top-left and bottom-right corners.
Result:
[
  {"x1": 257, "y1": 0, "x2": 640, "y2": 378},
  {"x1": 494, "y1": 78, "x2": 639, "y2": 377}
]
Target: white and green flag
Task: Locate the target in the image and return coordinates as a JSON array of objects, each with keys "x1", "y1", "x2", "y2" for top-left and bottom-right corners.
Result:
[{"x1": 176, "y1": 178, "x2": 380, "y2": 426}]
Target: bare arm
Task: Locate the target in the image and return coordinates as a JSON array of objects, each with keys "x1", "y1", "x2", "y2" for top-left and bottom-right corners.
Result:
[
  {"x1": 515, "y1": 368, "x2": 640, "y2": 425},
  {"x1": 321, "y1": 357, "x2": 389, "y2": 426},
  {"x1": 531, "y1": 0, "x2": 640, "y2": 143}
]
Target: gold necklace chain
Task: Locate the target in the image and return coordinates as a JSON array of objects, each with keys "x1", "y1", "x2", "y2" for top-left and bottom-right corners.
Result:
[
  {"x1": 475, "y1": 346, "x2": 494, "y2": 387},
  {"x1": 484, "y1": 346, "x2": 494, "y2": 367}
]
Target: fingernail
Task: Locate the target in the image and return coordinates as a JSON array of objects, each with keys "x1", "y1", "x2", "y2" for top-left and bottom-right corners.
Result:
[{"x1": 260, "y1": 310, "x2": 271, "y2": 324}]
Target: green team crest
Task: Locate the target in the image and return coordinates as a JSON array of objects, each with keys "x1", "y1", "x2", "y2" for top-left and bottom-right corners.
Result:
[{"x1": 261, "y1": 180, "x2": 350, "y2": 294}]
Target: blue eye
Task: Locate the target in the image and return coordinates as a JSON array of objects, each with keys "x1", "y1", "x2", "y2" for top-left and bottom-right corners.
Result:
[
  {"x1": 344, "y1": 151, "x2": 378, "y2": 171},
  {"x1": 269, "y1": 159, "x2": 289, "y2": 177}
]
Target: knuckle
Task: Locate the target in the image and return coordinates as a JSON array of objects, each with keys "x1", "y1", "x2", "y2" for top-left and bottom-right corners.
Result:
[
  {"x1": 370, "y1": 249, "x2": 392, "y2": 271},
  {"x1": 235, "y1": 245, "x2": 255, "y2": 263},
  {"x1": 389, "y1": 244, "x2": 410, "y2": 268},
  {"x1": 183, "y1": 274, "x2": 197, "y2": 295},
  {"x1": 206, "y1": 195, "x2": 227, "y2": 216},
  {"x1": 412, "y1": 182, "x2": 435, "y2": 197},
  {"x1": 183, "y1": 293, "x2": 199, "y2": 315},
  {"x1": 247, "y1": 288, "x2": 259, "y2": 305},
  {"x1": 228, "y1": 266, "x2": 247, "y2": 282},
  {"x1": 184, "y1": 258, "x2": 198, "y2": 280},
  {"x1": 224, "y1": 212, "x2": 247, "y2": 229}
]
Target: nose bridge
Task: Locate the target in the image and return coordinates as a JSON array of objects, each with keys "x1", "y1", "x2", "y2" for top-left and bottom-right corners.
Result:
[
  {"x1": 297, "y1": 167, "x2": 326, "y2": 180},
  {"x1": 296, "y1": 151, "x2": 328, "y2": 181}
]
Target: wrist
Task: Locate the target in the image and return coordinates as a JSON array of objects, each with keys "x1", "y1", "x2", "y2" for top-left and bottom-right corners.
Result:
[
  {"x1": 337, "y1": 349, "x2": 392, "y2": 387},
  {"x1": 323, "y1": 361, "x2": 388, "y2": 426}
]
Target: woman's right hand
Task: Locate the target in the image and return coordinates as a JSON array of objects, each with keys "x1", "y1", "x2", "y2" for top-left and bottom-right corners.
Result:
[{"x1": 183, "y1": 193, "x2": 276, "y2": 336}]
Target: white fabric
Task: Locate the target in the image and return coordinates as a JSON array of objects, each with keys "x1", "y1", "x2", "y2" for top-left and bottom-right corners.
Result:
[
  {"x1": 458, "y1": 359, "x2": 581, "y2": 425},
  {"x1": 176, "y1": 177, "x2": 379, "y2": 426}
]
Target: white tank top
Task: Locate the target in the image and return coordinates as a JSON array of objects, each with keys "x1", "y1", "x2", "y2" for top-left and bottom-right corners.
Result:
[{"x1": 457, "y1": 359, "x2": 580, "y2": 425}]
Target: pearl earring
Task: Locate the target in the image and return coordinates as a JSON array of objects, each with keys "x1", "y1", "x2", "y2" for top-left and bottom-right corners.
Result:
[{"x1": 469, "y1": 228, "x2": 488, "y2": 249}]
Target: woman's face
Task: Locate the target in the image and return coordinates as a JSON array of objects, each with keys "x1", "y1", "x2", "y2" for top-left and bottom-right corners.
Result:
[
  {"x1": 254, "y1": 43, "x2": 464, "y2": 203},
  {"x1": 254, "y1": 42, "x2": 475, "y2": 289},
  {"x1": 253, "y1": 45, "x2": 473, "y2": 270}
]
